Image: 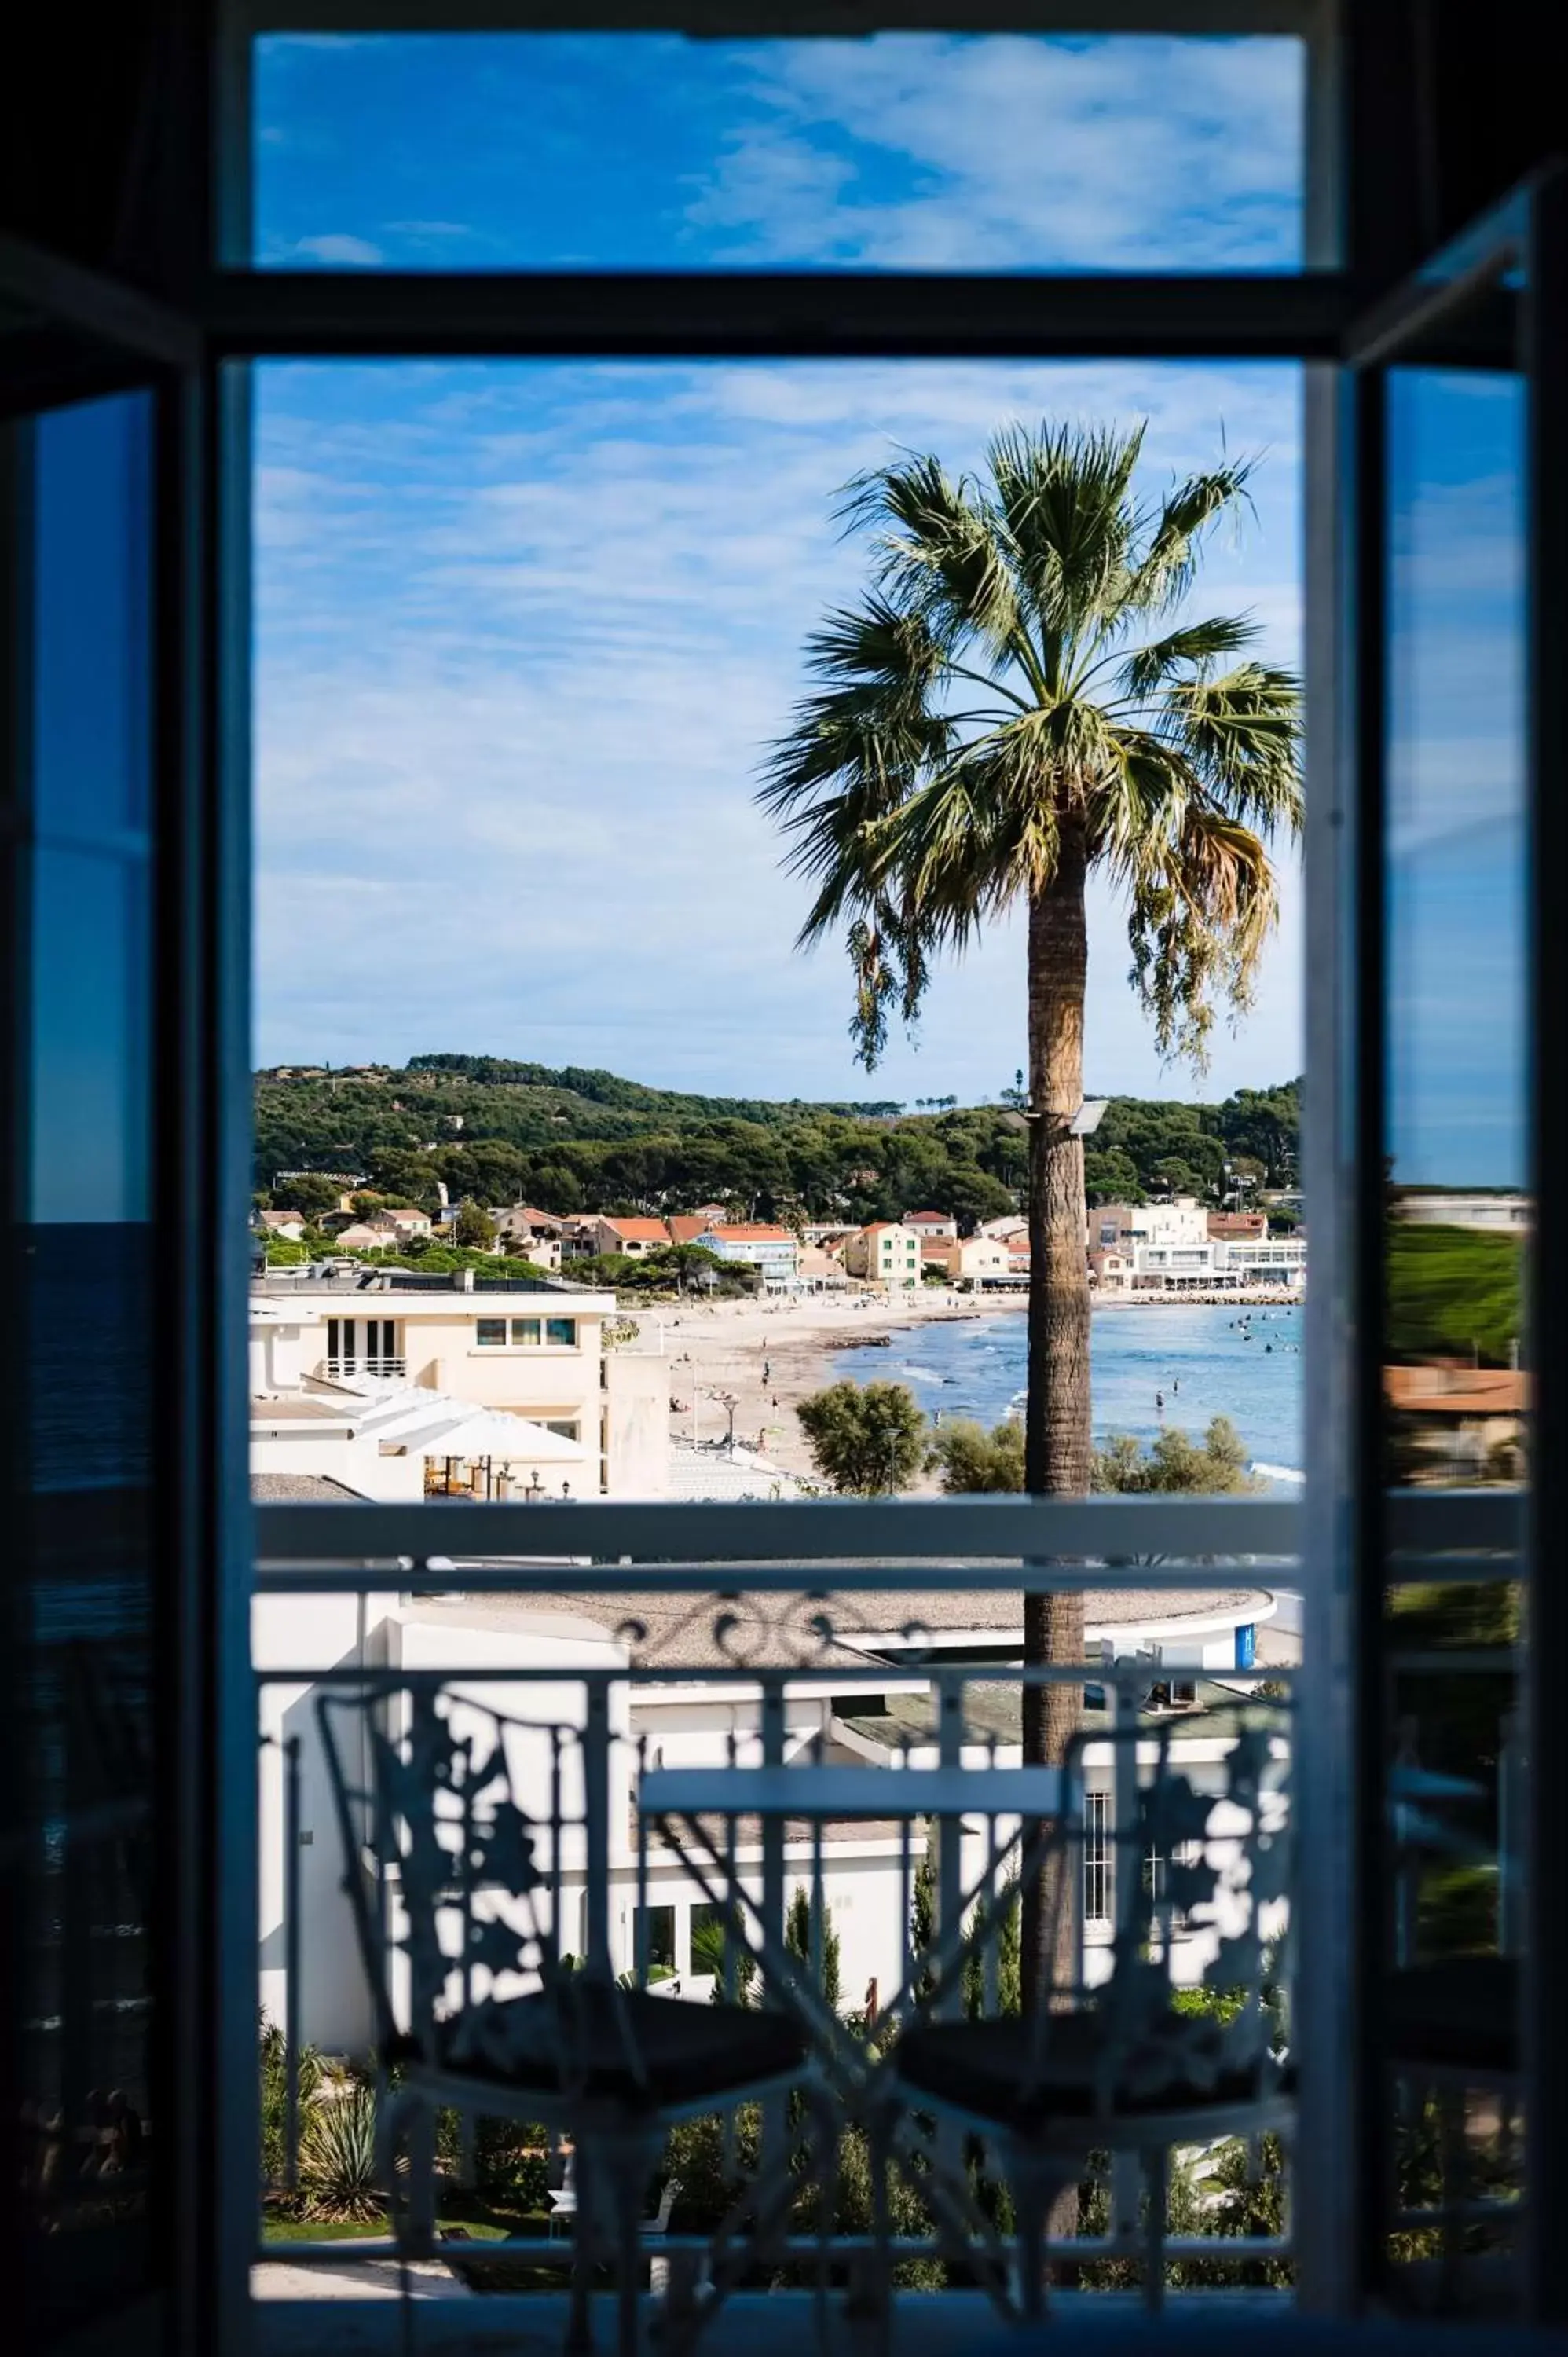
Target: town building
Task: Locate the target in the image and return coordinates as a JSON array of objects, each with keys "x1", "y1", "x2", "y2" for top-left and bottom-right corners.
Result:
[
  {"x1": 691, "y1": 1223, "x2": 800, "y2": 1289},
  {"x1": 255, "y1": 1209, "x2": 306, "y2": 1241},
  {"x1": 249, "y1": 1268, "x2": 668, "y2": 1495},
  {"x1": 903, "y1": 1208, "x2": 958, "y2": 1240},
  {"x1": 577, "y1": 1214, "x2": 672, "y2": 1259},
  {"x1": 920, "y1": 1234, "x2": 1013, "y2": 1288},
  {"x1": 843, "y1": 1221, "x2": 925, "y2": 1289},
  {"x1": 1208, "y1": 1209, "x2": 1269, "y2": 1243}
]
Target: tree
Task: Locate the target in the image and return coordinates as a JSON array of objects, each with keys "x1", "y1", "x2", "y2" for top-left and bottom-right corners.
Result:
[
  {"x1": 452, "y1": 1197, "x2": 496, "y2": 1249},
  {"x1": 795, "y1": 1380, "x2": 927, "y2": 1496},
  {"x1": 1091, "y1": 1415, "x2": 1261, "y2": 1495},
  {"x1": 928, "y1": 1416, "x2": 1027, "y2": 1493},
  {"x1": 274, "y1": 1171, "x2": 341, "y2": 1219},
  {"x1": 786, "y1": 1884, "x2": 842, "y2": 2009},
  {"x1": 759, "y1": 420, "x2": 1301, "y2": 2002}
]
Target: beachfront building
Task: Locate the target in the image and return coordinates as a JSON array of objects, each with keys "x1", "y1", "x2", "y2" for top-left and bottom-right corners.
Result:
[
  {"x1": 921, "y1": 1233, "x2": 1015, "y2": 1288},
  {"x1": 1218, "y1": 1235, "x2": 1308, "y2": 1290},
  {"x1": 903, "y1": 1208, "x2": 958, "y2": 1240},
  {"x1": 690, "y1": 1223, "x2": 800, "y2": 1289},
  {"x1": 249, "y1": 1267, "x2": 668, "y2": 1495},
  {"x1": 844, "y1": 1221, "x2": 925, "y2": 1289},
  {"x1": 1393, "y1": 1190, "x2": 1533, "y2": 1233},
  {"x1": 797, "y1": 1244, "x2": 852, "y2": 1292}
]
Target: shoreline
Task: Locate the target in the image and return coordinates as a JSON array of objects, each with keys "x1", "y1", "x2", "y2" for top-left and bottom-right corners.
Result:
[{"x1": 631, "y1": 1287, "x2": 1302, "y2": 1481}]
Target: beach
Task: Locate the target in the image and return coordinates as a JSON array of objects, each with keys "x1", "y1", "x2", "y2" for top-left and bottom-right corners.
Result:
[
  {"x1": 629, "y1": 1292, "x2": 1017, "y2": 1478},
  {"x1": 628, "y1": 1288, "x2": 1304, "y2": 1483}
]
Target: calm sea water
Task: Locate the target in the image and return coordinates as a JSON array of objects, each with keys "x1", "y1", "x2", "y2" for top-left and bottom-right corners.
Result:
[{"x1": 837, "y1": 1300, "x2": 1305, "y2": 1486}]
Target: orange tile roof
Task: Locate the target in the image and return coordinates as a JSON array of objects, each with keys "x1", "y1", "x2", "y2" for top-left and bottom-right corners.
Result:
[
  {"x1": 665, "y1": 1215, "x2": 713, "y2": 1244},
  {"x1": 1385, "y1": 1364, "x2": 1529, "y2": 1415},
  {"x1": 705, "y1": 1223, "x2": 793, "y2": 1241},
  {"x1": 602, "y1": 1217, "x2": 671, "y2": 1243}
]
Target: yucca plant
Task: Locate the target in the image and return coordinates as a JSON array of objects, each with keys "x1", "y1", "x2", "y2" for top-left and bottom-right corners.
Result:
[
  {"x1": 259, "y1": 2013, "x2": 323, "y2": 2189},
  {"x1": 297, "y1": 2083, "x2": 383, "y2": 2223},
  {"x1": 760, "y1": 420, "x2": 1302, "y2": 1998}
]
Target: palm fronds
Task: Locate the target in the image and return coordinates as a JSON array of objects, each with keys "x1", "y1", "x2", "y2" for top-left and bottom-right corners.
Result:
[{"x1": 757, "y1": 416, "x2": 1302, "y2": 1071}]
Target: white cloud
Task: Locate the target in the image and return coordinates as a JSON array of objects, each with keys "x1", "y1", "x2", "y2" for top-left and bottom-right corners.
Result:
[
  {"x1": 287, "y1": 232, "x2": 385, "y2": 266},
  {"x1": 255, "y1": 357, "x2": 1302, "y2": 1099},
  {"x1": 683, "y1": 35, "x2": 1302, "y2": 271}
]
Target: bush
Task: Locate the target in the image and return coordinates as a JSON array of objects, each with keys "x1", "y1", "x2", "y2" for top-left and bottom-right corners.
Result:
[
  {"x1": 298, "y1": 2084, "x2": 382, "y2": 2223},
  {"x1": 259, "y1": 2015, "x2": 323, "y2": 2188}
]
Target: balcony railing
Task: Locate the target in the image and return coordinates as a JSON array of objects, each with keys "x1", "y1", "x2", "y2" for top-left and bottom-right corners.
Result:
[
  {"x1": 318, "y1": 1355, "x2": 405, "y2": 1380},
  {"x1": 249, "y1": 1490, "x2": 1519, "y2": 2347}
]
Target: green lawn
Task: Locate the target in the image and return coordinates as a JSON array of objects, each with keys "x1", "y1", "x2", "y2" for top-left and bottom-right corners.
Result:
[{"x1": 263, "y1": 2196, "x2": 550, "y2": 2245}]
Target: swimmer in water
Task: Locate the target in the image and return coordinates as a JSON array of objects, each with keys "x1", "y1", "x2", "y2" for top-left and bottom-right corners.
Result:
[{"x1": 1156, "y1": 1390, "x2": 1164, "y2": 1413}]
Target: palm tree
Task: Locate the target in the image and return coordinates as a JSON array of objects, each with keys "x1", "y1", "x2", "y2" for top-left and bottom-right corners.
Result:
[{"x1": 759, "y1": 420, "x2": 1302, "y2": 1996}]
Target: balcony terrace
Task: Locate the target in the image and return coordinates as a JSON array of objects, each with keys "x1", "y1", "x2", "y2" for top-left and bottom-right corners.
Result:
[{"x1": 241, "y1": 1490, "x2": 1526, "y2": 2352}]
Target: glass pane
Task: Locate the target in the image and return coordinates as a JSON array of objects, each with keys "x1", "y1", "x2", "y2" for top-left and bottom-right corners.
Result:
[
  {"x1": 253, "y1": 31, "x2": 1305, "y2": 274},
  {"x1": 33, "y1": 396, "x2": 152, "y2": 841},
  {"x1": 30, "y1": 846, "x2": 151, "y2": 1229},
  {"x1": 1384, "y1": 370, "x2": 1528, "y2": 1488},
  {"x1": 1379, "y1": 350, "x2": 1527, "y2": 2290},
  {"x1": 9, "y1": 394, "x2": 159, "y2": 2341}
]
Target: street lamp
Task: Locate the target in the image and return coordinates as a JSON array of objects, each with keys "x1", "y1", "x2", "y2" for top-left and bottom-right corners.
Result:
[{"x1": 999, "y1": 1098, "x2": 1108, "y2": 1136}]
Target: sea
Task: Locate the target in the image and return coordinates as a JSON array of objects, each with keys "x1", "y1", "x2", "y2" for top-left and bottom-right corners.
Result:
[{"x1": 836, "y1": 1299, "x2": 1305, "y2": 1490}]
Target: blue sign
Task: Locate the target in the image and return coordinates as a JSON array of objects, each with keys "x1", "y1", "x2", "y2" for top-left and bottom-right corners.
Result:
[{"x1": 1235, "y1": 1622, "x2": 1256, "y2": 1671}]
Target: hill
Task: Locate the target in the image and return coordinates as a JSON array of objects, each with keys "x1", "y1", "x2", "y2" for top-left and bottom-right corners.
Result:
[{"x1": 255, "y1": 1058, "x2": 1299, "y2": 1229}]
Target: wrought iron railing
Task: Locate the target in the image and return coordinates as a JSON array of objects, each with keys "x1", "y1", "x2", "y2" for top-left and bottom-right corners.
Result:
[{"x1": 248, "y1": 1490, "x2": 1519, "y2": 2341}]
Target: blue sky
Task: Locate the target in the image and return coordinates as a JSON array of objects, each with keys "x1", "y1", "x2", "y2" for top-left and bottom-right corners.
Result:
[
  {"x1": 252, "y1": 32, "x2": 1309, "y2": 1105},
  {"x1": 1386, "y1": 370, "x2": 1527, "y2": 1189}
]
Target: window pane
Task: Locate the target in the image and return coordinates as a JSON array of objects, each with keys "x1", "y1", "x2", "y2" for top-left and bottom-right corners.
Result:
[
  {"x1": 511, "y1": 1317, "x2": 541, "y2": 1347},
  {"x1": 476, "y1": 1317, "x2": 506, "y2": 1346},
  {"x1": 10, "y1": 391, "x2": 159, "y2": 2340},
  {"x1": 254, "y1": 31, "x2": 1304, "y2": 275},
  {"x1": 30, "y1": 846, "x2": 151, "y2": 1227},
  {"x1": 1384, "y1": 370, "x2": 1528, "y2": 1490},
  {"x1": 33, "y1": 396, "x2": 152, "y2": 841},
  {"x1": 545, "y1": 1318, "x2": 577, "y2": 1348},
  {"x1": 1378, "y1": 352, "x2": 1527, "y2": 2286}
]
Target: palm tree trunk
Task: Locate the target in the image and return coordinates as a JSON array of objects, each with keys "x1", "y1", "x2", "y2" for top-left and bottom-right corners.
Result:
[{"x1": 1020, "y1": 825, "x2": 1091, "y2": 2018}]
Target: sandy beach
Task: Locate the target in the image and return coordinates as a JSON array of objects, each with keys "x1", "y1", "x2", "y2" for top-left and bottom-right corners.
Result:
[
  {"x1": 625, "y1": 1291, "x2": 1018, "y2": 1478},
  {"x1": 625, "y1": 1285, "x2": 1306, "y2": 1481}
]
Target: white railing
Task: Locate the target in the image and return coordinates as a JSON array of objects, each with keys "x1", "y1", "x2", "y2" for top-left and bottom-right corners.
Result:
[{"x1": 317, "y1": 1355, "x2": 405, "y2": 1379}]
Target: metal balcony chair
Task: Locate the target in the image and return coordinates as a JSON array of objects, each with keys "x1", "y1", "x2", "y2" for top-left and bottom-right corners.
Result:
[
  {"x1": 887, "y1": 1711, "x2": 1293, "y2": 2316},
  {"x1": 317, "y1": 1684, "x2": 807, "y2": 2355}
]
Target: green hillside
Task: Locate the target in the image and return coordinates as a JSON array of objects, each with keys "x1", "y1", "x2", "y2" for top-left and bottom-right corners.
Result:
[{"x1": 256, "y1": 1058, "x2": 1300, "y2": 1230}]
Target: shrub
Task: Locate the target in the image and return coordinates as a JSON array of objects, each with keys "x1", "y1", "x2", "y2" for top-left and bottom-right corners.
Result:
[
  {"x1": 298, "y1": 2084, "x2": 383, "y2": 2223},
  {"x1": 259, "y1": 2014, "x2": 323, "y2": 2188}
]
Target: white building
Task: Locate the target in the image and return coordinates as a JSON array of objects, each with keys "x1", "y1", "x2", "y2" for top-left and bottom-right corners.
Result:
[
  {"x1": 255, "y1": 1573, "x2": 1284, "y2": 2053},
  {"x1": 250, "y1": 1270, "x2": 668, "y2": 1495},
  {"x1": 691, "y1": 1224, "x2": 800, "y2": 1289},
  {"x1": 903, "y1": 1209, "x2": 958, "y2": 1241},
  {"x1": 1393, "y1": 1190, "x2": 1531, "y2": 1233},
  {"x1": 1218, "y1": 1236, "x2": 1308, "y2": 1289}
]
